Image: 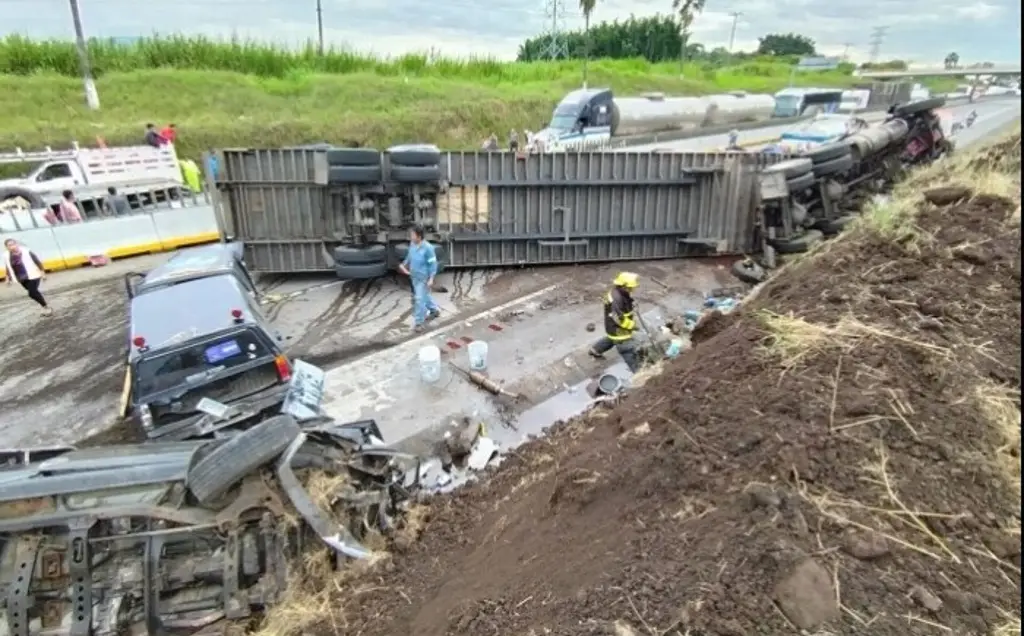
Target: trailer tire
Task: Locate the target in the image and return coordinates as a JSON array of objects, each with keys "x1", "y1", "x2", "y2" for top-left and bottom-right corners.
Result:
[
  {"x1": 334, "y1": 243, "x2": 388, "y2": 265},
  {"x1": 731, "y1": 259, "x2": 767, "y2": 285},
  {"x1": 188, "y1": 415, "x2": 301, "y2": 505},
  {"x1": 813, "y1": 154, "x2": 855, "y2": 178},
  {"x1": 326, "y1": 148, "x2": 381, "y2": 166},
  {"x1": 786, "y1": 171, "x2": 817, "y2": 193},
  {"x1": 0, "y1": 187, "x2": 46, "y2": 211},
  {"x1": 390, "y1": 165, "x2": 441, "y2": 183},
  {"x1": 815, "y1": 214, "x2": 858, "y2": 236},
  {"x1": 802, "y1": 142, "x2": 850, "y2": 164},
  {"x1": 392, "y1": 242, "x2": 448, "y2": 273},
  {"x1": 328, "y1": 166, "x2": 383, "y2": 185},
  {"x1": 335, "y1": 261, "x2": 389, "y2": 280},
  {"x1": 893, "y1": 97, "x2": 945, "y2": 116},
  {"x1": 767, "y1": 158, "x2": 813, "y2": 179},
  {"x1": 389, "y1": 149, "x2": 442, "y2": 167},
  {"x1": 768, "y1": 229, "x2": 824, "y2": 255}
]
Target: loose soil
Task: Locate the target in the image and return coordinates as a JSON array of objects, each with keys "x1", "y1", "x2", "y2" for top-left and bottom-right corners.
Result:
[{"x1": 280, "y1": 134, "x2": 1023, "y2": 636}]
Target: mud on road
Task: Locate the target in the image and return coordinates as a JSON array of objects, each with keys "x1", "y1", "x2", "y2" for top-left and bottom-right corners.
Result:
[{"x1": 305, "y1": 135, "x2": 1022, "y2": 635}]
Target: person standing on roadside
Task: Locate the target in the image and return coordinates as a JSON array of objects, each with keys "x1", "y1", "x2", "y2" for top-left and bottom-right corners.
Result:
[
  {"x1": 160, "y1": 123, "x2": 177, "y2": 144},
  {"x1": 144, "y1": 123, "x2": 165, "y2": 147},
  {"x1": 3, "y1": 239, "x2": 52, "y2": 315},
  {"x1": 104, "y1": 186, "x2": 131, "y2": 216},
  {"x1": 59, "y1": 191, "x2": 83, "y2": 223},
  {"x1": 397, "y1": 225, "x2": 441, "y2": 332}
]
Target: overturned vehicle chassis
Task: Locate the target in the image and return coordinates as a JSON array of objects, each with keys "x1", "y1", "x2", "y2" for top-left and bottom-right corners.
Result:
[{"x1": 0, "y1": 416, "x2": 420, "y2": 636}]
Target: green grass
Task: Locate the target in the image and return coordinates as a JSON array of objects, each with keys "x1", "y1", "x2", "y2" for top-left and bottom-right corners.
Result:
[{"x1": 0, "y1": 35, "x2": 960, "y2": 159}]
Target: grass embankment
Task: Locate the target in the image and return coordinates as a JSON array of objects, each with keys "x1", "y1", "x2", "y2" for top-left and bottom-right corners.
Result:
[{"x1": 0, "y1": 35, "x2": 959, "y2": 157}]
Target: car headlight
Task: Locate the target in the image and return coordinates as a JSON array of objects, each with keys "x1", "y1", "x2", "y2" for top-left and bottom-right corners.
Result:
[{"x1": 138, "y1": 404, "x2": 154, "y2": 431}]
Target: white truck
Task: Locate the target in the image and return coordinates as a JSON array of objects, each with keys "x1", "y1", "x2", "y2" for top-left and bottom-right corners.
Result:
[{"x1": 0, "y1": 144, "x2": 186, "y2": 222}]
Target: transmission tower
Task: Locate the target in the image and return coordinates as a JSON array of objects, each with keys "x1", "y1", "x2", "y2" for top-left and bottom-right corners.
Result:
[
  {"x1": 541, "y1": 0, "x2": 569, "y2": 60},
  {"x1": 867, "y1": 26, "x2": 888, "y2": 63}
]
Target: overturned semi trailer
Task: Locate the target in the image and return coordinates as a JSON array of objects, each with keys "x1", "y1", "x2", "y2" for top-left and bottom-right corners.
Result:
[{"x1": 217, "y1": 146, "x2": 787, "y2": 276}]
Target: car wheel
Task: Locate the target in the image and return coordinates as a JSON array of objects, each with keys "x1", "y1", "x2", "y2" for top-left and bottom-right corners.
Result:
[
  {"x1": 768, "y1": 229, "x2": 824, "y2": 254},
  {"x1": 334, "y1": 243, "x2": 388, "y2": 265},
  {"x1": 187, "y1": 415, "x2": 302, "y2": 505},
  {"x1": 335, "y1": 261, "x2": 389, "y2": 280}
]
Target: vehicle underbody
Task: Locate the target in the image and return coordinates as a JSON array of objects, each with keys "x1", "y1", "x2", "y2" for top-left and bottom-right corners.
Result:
[{"x1": 0, "y1": 416, "x2": 422, "y2": 636}]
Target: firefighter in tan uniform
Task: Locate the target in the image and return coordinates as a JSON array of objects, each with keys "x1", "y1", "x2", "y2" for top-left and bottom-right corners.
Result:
[{"x1": 588, "y1": 272, "x2": 641, "y2": 372}]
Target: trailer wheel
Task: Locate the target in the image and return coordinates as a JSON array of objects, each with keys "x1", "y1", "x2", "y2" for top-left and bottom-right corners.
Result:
[
  {"x1": 328, "y1": 165, "x2": 383, "y2": 185},
  {"x1": 326, "y1": 148, "x2": 381, "y2": 166},
  {"x1": 188, "y1": 415, "x2": 301, "y2": 505},
  {"x1": 335, "y1": 261, "x2": 389, "y2": 280},
  {"x1": 731, "y1": 259, "x2": 767, "y2": 285},
  {"x1": 767, "y1": 158, "x2": 813, "y2": 179},
  {"x1": 786, "y1": 171, "x2": 817, "y2": 193},
  {"x1": 390, "y1": 165, "x2": 441, "y2": 183},
  {"x1": 334, "y1": 243, "x2": 388, "y2": 265},
  {"x1": 814, "y1": 214, "x2": 858, "y2": 236},
  {"x1": 768, "y1": 229, "x2": 824, "y2": 255},
  {"x1": 389, "y1": 148, "x2": 442, "y2": 167},
  {"x1": 813, "y1": 154, "x2": 855, "y2": 178}
]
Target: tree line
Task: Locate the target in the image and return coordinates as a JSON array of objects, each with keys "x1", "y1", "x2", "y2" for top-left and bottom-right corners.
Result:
[{"x1": 517, "y1": 16, "x2": 909, "y2": 72}]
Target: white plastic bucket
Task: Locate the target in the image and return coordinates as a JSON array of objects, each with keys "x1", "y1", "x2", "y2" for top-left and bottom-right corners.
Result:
[
  {"x1": 418, "y1": 345, "x2": 442, "y2": 383},
  {"x1": 467, "y1": 340, "x2": 489, "y2": 371}
]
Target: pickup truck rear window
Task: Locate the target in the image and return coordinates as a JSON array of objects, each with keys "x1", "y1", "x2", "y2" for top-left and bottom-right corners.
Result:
[{"x1": 134, "y1": 329, "x2": 272, "y2": 397}]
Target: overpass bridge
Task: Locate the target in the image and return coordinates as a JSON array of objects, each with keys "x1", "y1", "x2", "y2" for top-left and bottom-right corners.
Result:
[{"x1": 855, "y1": 65, "x2": 1021, "y2": 79}]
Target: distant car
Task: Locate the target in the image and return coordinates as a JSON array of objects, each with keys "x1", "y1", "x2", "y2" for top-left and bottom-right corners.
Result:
[{"x1": 779, "y1": 114, "x2": 869, "y2": 152}]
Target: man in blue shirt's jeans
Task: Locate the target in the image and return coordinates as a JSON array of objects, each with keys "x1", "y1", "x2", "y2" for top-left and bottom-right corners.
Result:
[{"x1": 398, "y1": 225, "x2": 441, "y2": 332}]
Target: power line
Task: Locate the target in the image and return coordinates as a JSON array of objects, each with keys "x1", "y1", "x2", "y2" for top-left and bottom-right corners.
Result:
[
  {"x1": 867, "y1": 25, "x2": 888, "y2": 63},
  {"x1": 540, "y1": 0, "x2": 568, "y2": 60}
]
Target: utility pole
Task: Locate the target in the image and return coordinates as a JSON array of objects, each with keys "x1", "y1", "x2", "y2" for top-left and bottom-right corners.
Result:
[
  {"x1": 867, "y1": 26, "x2": 888, "y2": 64},
  {"x1": 315, "y1": 0, "x2": 325, "y2": 55},
  {"x1": 727, "y1": 12, "x2": 742, "y2": 52},
  {"x1": 541, "y1": 0, "x2": 569, "y2": 60},
  {"x1": 68, "y1": 0, "x2": 99, "y2": 110},
  {"x1": 841, "y1": 42, "x2": 853, "y2": 61}
]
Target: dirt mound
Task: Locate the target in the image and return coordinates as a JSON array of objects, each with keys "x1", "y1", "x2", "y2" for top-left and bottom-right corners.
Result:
[{"x1": 275, "y1": 131, "x2": 1022, "y2": 636}]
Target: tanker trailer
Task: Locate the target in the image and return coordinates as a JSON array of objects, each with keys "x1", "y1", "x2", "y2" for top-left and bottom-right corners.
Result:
[
  {"x1": 533, "y1": 88, "x2": 709, "y2": 151},
  {"x1": 704, "y1": 92, "x2": 777, "y2": 127}
]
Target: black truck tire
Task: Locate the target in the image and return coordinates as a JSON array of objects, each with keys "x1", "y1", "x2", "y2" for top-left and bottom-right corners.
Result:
[
  {"x1": 389, "y1": 148, "x2": 442, "y2": 167},
  {"x1": 335, "y1": 261, "x2": 389, "y2": 280},
  {"x1": 326, "y1": 148, "x2": 381, "y2": 166},
  {"x1": 813, "y1": 154, "x2": 855, "y2": 178},
  {"x1": 0, "y1": 186, "x2": 46, "y2": 210},
  {"x1": 390, "y1": 165, "x2": 441, "y2": 183},
  {"x1": 731, "y1": 259, "x2": 767, "y2": 285},
  {"x1": 767, "y1": 158, "x2": 813, "y2": 179},
  {"x1": 187, "y1": 415, "x2": 301, "y2": 505},
  {"x1": 328, "y1": 165, "x2": 383, "y2": 184},
  {"x1": 769, "y1": 229, "x2": 824, "y2": 254},
  {"x1": 802, "y1": 142, "x2": 850, "y2": 164},
  {"x1": 334, "y1": 243, "x2": 388, "y2": 265},
  {"x1": 786, "y1": 171, "x2": 817, "y2": 193}
]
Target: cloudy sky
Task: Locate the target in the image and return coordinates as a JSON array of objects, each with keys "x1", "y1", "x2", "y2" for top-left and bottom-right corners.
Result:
[{"x1": 1, "y1": 0, "x2": 1019, "y2": 64}]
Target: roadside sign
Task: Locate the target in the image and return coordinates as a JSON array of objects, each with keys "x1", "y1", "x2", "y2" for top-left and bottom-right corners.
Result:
[{"x1": 796, "y1": 56, "x2": 841, "y2": 71}]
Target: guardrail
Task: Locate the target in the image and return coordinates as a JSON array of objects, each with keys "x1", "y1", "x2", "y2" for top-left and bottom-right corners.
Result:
[{"x1": 0, "y1": 192, "x2": 220, "y2": 280}]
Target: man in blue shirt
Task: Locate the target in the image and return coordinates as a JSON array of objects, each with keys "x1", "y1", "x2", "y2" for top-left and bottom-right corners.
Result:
[{"x1": 398, "y1": 225, "x2": 441, "y2": 332}]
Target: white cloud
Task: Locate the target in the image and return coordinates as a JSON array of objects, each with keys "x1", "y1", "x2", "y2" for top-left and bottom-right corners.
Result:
[{"x1": 0, "y1": 0, "x2": 1019, "y2": 65}]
